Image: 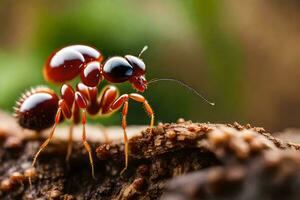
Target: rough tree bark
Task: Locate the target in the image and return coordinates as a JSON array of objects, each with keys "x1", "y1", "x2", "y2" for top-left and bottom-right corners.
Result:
[{"x1": 0, "y1": 111, "x2": 300, "y2": 200}]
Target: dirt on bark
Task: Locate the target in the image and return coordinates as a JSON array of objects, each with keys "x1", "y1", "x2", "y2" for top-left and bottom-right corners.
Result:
[{"x1": 0, "y1": 112, "x2": 300, "y2": 200}]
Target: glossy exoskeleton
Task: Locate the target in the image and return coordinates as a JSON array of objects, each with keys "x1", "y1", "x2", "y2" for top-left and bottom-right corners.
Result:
[{"x1": 14, "y1": 45, "x2": 154, "y2": 178}]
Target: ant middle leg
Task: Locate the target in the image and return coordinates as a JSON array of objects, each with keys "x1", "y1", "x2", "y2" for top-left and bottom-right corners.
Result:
[
  {"x1": 66, "y1": 103, "x2": 80, "y2": 163},
  {"x1": 78, "y1": 84, "x2": 111, "y2": 143},
  {"x1": 75, "y1": 91, "x2": 95, "y2": 179},
  {"x1": 66, "y1": 122, "x2": 74, "y2": 163}
]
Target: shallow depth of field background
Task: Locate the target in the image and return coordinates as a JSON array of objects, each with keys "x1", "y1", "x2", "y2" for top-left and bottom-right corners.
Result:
[{"x1": 0, "y1": 0, "x2": 300, "y2": 132}]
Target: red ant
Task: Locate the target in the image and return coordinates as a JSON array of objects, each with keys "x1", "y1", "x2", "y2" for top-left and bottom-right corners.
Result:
[
  {"x1": 14, "y1": 44, "x2": 214, "y2": 178},
  {"x1": 14, "y1": 45, "x2": 154, "y2": 178}
]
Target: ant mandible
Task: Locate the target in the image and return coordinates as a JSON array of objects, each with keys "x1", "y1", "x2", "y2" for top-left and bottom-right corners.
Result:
[{"x1": 14, "y1": 45, "x2": 154, "y2": 178}]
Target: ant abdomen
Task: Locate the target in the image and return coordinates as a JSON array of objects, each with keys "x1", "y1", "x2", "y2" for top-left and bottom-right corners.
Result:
[
  {"x1": 44, "y1": 45, "x2": 103, "y2": 84},
  {"x1": 14, "y1": 87, "x2": 60, "y2": 131}
]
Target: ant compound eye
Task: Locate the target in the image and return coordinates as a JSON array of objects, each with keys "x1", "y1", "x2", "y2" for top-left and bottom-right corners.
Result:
[
  {"x1": 81, "y1": 61, "x2": 102, "y2": 87},
  {"x1": 14, "y1": 87, "x2": 60, "y2": 131},
  {"x1": 103, "y1": 57, "x2": 134, "y2": 83},
  {"x1": 125, "y1": 55, "x2": 146, "y2": 76}
]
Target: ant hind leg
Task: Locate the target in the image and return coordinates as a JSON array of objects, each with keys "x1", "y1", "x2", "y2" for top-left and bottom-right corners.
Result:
[
  {"x1": 32, "y1": 108, "x2": 62, "y2": 167},
  {"x1": 75, "y1": 91, "x2": 95, "y2": 179}
]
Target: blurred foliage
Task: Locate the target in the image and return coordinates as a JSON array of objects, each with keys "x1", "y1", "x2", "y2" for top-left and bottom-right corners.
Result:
[
  {"x1": 188, "y1": 0, "x2": 244, "y2": 118},
  {"x1": 0, "y1": 0, "x2": 244, "y2": 126}
]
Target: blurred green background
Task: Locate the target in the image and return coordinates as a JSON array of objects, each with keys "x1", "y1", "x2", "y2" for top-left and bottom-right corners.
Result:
[{"x1": 1, "y1": 0, "x2": 300, "y2": 132}]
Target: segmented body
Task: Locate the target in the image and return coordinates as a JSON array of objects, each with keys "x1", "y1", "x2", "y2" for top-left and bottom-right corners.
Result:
[{"x1": 14, "y1": 45, "x2": 154, "y2": 178}]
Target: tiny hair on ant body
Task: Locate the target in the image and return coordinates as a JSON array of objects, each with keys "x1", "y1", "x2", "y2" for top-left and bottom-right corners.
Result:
[{"x1": 14, "y1": 44, "x2": 154, "y2": 178}]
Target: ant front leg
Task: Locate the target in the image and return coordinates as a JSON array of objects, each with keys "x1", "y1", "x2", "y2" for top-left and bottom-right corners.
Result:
[
  {"x1": 32, "y1": 109, "x2": 61, "y2": 167},
  {"x1": 128, "y1": 93, "x2": 155, "y2": 129},
  {"x1": 32, "y1": 99, "x2": 71, "y2": 167},
  {"x1": 75, "y1": 92, "x2": 95, "y2": 179},
  {"x1": 103, "y1": 90, "x2": 154, "y2": 174}
]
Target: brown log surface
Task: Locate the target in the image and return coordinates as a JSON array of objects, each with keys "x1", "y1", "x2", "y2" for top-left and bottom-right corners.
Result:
[{"x1": 0, "y1": 111, "x2": 300, "y2": 200}]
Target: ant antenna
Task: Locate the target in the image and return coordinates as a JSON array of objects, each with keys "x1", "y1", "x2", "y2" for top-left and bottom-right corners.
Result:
[
  {"x1": 148, "y1": 78, "x2": 215, "y2": 106},
  {"x1": 139, "y1": 45, "x2": 148, "y2": 58}
]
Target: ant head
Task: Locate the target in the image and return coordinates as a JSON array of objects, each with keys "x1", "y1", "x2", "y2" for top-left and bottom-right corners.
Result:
[
  {"x1": 103, "y1": 56, "x2": 147, "y2": 92},
  {"x1": 103, "y1": 47, "x2": 148, "y2": 92},
  {"x1": 14, "y1": 87, "x2": 61, "y2": 131},
  {"x1": 125, "y1": 55, "x2": 147, "y2": 92}
]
